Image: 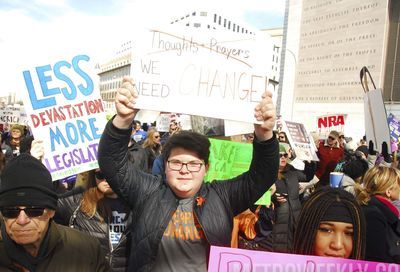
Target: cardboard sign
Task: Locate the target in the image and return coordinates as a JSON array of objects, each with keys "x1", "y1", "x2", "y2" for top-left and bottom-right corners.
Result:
[
  {"x1": 131, "y1": 25, "x2": 273, "y2": 123},
  {"x1": 282, "y1": 120, "x2": 319, "y2": 161},
  {"x1": 20, "y1": 54, "x2": 107, "y2": 180},
  {"x1": 364, "y1": 89, "x2": 392, "y2": 153},
  {"x1": 209, "y1": 246, "x2": 398, "y2": 271}
]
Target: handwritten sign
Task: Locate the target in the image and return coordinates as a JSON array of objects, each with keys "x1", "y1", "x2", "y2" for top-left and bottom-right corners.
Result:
[
  {"x1": 209, "y1": 246, "x2": 398, "y2": 271},
  {"x1": 282, "y1": 120, "x2": 319, "y2": 161},
  {"x1": 0, "y1": 107, "x2": 21, "y2": 124},
  {"x1": 20, "y1": 54, "x2": 107, "y2": 180},
  {"x1": 131, "y1": 25, "x2": 273, "y2": 123},
  {"x1": 205, "y1": 138, "x2": 252, "y2": 181}
]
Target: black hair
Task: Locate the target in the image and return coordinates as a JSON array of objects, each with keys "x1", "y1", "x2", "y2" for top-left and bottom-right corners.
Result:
[
  {"x1": 293, "y1": 187, "x2": 366, "y2": 260},
  {"x1": 162, "y1": 131, "x2": 210, "y2": 164}
]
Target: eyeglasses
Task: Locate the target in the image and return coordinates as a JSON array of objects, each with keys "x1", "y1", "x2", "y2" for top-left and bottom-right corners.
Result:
[
  {"x1": 1, "y1": 207, "x2": 46, "y2": 218},
  {"x1": 167, "y1": 160, "x2": 204, "y2": 172},
  {"x1": 95, "y1": 171, "x2": 105, "y2": 180},
  {"x1": 279, "y1": 153, "x2": 289, "y2": 158}
]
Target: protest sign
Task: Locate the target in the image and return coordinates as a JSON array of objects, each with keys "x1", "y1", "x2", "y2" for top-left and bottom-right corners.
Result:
[
  {"x1": 282, "y1": 120, "x2": 319, "y2": 161},
  {"x1": 205, "y1": 138, "x2": 270, "y2": 205},
  {"x1": 20, "y1": 54, "x2": 107, "y2": 180},
  {"x1": 316, "y1": 114, "x2": 347, "y2": 139},
  {"x1": 364, "y1": 89, "x2": 392, "y2": 153},
  {"x1": 156, "y1": 112, "x2": 192, "y2": 132},
  {"x1": 388, "y1": 113, "x2": 400, "y2": 143},
  {"x1": 0, "y1": 107, "x2": 21, "y2": 124},
  {"x1": 131, "y1": 25, "x2": 273, "y2": 123},
  {"x1": 209, "y1": 246, "x2": 398, "y2": 271},
  {"x1": 205, "y1": 138, "x2": 252, "y2": 181}
]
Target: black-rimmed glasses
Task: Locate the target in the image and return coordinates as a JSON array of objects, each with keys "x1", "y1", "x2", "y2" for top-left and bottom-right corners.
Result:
[
  {"x1": 167, "y1": 160, "x2": 204, "y2": 172},
  {"x1": 279, "y1": 153, "x2": 289, "y2": 158},
  {"x1": 1, "y1": 207, "x2": 46, "y2": 218}
]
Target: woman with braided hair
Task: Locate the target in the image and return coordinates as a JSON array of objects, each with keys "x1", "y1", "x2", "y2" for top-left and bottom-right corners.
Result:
[{"x1": 293, "y1": 188, "x2": 366, "y2": 259}]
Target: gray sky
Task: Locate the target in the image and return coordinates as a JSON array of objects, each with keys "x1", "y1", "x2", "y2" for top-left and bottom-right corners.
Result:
[{"x1": 0, "y1": 0, "x2": 285, "y2": 98}]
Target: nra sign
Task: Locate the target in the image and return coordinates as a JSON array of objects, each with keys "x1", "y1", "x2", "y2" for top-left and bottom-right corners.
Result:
[{"x1": 316, "y1": 114, "x2": 347, "y2": 138}]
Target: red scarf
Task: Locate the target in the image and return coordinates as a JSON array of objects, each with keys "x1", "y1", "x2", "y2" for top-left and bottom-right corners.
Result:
[{"x1": 375, "y1": 195, "x2": 400, "y2": 217}]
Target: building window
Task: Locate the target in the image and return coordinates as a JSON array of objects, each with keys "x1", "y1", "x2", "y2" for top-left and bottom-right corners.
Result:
[
  {"x1": 186, "y1": 23, "x2": 189, "y2": 26},
  {"x1": 200, "y1": 12, "x2": 207, "y2": 16},
  {"x1": 193, "y1": 12, "x2": 196, "y2": 16},
  {"x1": 228, "y1": 21, "x2": 231, "y2": 29},
  {"x1": 233, "y1": 23, "x2": 236, "y2": 32},
  {"x1": 214, "y1": 14, "x2": 217, "y2": 23},
  {"x1": 194, "y1": 23, "x2": 201, "y2": 28},
  {"x1": 223, "y1": 18, "x2": 226, "y2": 27},
  {"x1": 207, "y1": 25, "x2": 210, "y2": 29},
  {"x1": 218, "y1": 16, "x2": 221, "y2": 25}
]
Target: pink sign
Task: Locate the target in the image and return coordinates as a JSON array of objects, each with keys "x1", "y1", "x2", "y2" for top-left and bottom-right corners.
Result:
[{"x1": 209, "y1": 246, "x2": 399, "y2": 271}]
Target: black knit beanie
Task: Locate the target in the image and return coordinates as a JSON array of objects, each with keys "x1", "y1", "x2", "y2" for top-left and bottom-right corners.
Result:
[
  {"x1": 343, "y1": 159, "x2": 369, "y2": 180},
  {"x1": 0, "y1": 154, "x2": 58, "y2": 209}
]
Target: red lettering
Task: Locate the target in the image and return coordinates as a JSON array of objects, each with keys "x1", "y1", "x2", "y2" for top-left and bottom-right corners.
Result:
[{"x1": 318, "y1": 117, "x2": 328, "y2": 128}]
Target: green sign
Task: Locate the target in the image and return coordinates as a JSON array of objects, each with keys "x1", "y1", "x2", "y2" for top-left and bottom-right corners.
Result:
[{"x1": 205, "y1": 138, "x2": 271, "y2": 205}]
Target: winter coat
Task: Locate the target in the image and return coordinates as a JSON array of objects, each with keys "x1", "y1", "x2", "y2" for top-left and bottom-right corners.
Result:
[
  {"x1": 362, "y1": 196, "x2": 400, "y2": 263},
  {"x1": 271, "y1": 162, "x2": 315, "y2": 253},
  {"x1": 55, "y1": 192, "x2": 111, "y2": 257},
  {"x1": 0, "y1": 221, "x2": 109, "y2": 271},
  {"x1": 98, "y1": 120, "x2": 279, "y2": 271},
  {"x1": 316, "y1": 142, "x2": 344, "y2": 186}
]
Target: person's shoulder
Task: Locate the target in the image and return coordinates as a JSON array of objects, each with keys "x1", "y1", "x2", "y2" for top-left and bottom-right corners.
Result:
[{"x1": 55, "y1": 223, "x2": 100, "y2": 246}]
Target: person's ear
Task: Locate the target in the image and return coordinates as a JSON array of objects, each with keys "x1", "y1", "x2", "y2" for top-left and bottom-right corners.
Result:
[
  {"x1": 205, "y1": 163, "x2": 210, "y2": 173},
  {"x1": 47, "y1": 209, "x2": 56, "y2": 219}
]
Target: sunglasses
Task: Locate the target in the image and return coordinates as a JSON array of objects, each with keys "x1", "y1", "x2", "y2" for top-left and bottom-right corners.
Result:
[
  {"x1": 1, "y1": 207, "x2": 45, "y2": 218},
  {"x1": 279, "y1": 136, "x2": 286, "y2": 139},
  {"x1": 279, "y1": 153, "x2": 289, "y2": 158},
  {"x1": 95, "y1": 171, "x2": 105, "y2": 180},
  {"x1": 328, "y1": 136, "x2": 336, "y2": 141},
  {"x1": 154, "y1": 136, "x2": 160, "y2": 139}
]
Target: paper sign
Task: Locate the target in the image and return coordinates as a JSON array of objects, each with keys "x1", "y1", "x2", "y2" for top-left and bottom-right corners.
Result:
[
  {"x1": 20, "y1": 54, "x2": 107, "y2": 180},
  {"x1": 205, "y1": 138, "x2": 252, "y2": 181},
  {"x1": 282, "y1": 120, "x2": 319, "y2": 161},
  {"x1": 0, "y1": 107, "x2": 21, "y2": 124},
  {"x1": 131, "y1": 25, "x2": 273, "y2": 123},
  {"x1": 205, "y1": 138, "x2": 270, "y2": 205},
  {"x1": 209, "y1": 246, "x2": 398, "y2": 271}
]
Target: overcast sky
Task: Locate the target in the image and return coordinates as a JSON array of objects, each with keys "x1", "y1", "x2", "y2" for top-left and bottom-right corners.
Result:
[{"x1": 0, "y1": 0, "x2": 285, "y2": 98}]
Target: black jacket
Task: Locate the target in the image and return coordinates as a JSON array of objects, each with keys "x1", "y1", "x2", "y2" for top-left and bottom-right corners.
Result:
[
  {"x1": 98, "y1": 120, "x2": 279, "y2": 271},
  {"x1": 362, "y1": 196, "x2": 400, "y2": 263},
  {"x1": 272, "y1": 162, "x2": 315, "y2": 253}
]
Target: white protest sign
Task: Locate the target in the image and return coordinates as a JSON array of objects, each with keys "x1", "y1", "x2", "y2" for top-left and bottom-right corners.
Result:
[
  {"x1": 19, "y1": 54, "x2": 107, "y2": 180},
  {"x1": 131, "y1": 25, "x2": 273, "y2": 123},
  {"x1": 0, "y1": 107, "x2": 21, "y2": 124},
  {"x1": 364, "y1": 89, "x2": 392, "y2": 153},
  {"x1": 282, "y1": 120, "x2": 319, "y2": 161}
]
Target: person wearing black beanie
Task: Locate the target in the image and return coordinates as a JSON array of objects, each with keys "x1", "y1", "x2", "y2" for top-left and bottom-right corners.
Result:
[
  {"x1": 0, "y1": 154, "x2": 109, "y2": 271},
  {"x1": 293, "y1": 188, "x2": 366, "y2": 259}
]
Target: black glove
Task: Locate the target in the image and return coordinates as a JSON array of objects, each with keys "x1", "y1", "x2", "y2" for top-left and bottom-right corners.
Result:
[
  {"x1": 382, "y1": 142, "x2": 392, "y2": 163},
  {"x1": 368, "y1": 140, "x2": 377, "y2": 156}
]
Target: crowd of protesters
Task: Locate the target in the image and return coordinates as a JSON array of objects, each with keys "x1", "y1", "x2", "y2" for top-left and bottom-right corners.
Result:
[{"x1": 0, "y1": 80, "x2": 399, "y2": 271}]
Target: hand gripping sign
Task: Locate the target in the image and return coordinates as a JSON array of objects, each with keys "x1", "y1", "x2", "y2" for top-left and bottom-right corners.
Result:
[{"x1": 360, "y1": 66, "x2": 391, "y2": 154}]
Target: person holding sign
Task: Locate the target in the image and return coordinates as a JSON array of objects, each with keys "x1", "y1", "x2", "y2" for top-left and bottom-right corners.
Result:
[
  {"x1": 97, "y1": 77, "x2": 279, "y2": 271},
  {"x1": 293, "y1": 188, "x2": 366, "y2": 260}
]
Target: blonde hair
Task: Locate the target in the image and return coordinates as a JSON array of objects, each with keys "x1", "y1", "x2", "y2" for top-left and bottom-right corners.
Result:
[{"x1": 355, "y1": 166, "x2": 400, "y2": 205}]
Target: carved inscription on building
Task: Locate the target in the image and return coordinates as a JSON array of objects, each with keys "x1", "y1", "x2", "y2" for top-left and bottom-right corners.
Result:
[{"x1": 294, "y1": 0, "x2": 388, "y2": 103}]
